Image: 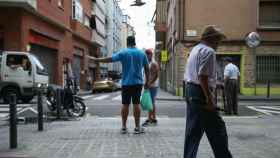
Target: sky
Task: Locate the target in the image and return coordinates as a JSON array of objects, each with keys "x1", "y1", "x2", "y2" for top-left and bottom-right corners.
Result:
[{"x1": 119, "y1": 0, "x2": 156, "y2": 49}]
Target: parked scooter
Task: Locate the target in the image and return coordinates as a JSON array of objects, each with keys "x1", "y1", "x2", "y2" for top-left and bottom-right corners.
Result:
[{"x1": 46, "y1": 77, "x2": 86, "y2": 117}]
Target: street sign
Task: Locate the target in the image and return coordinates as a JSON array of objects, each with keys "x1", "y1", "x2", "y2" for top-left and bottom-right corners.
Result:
[
  {"x1": 161, "y1": 50, "x2": 168, "y2": 62},
  {"x1": 246, "y1": 32, "x2": 261, "y2": 48}
]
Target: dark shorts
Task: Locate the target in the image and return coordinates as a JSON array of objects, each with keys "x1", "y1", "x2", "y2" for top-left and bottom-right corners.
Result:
[{"x1": 122, "y1": 84, "x2": 143, "y2": 105}]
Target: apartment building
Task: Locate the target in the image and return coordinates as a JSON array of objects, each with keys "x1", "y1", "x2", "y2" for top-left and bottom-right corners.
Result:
[
  {"x1": 153, "y1": 0, "x2": 168, "y2": 89},
  {"x1": 157, "y1": 0, "x2": 280, "y2": 95},
  {"x1": 121, "y1": 15, "x2": 135, "y2": 48},
  {"x1": 91, "y1": 0, "x2": 106, "y2": 81},
  {"x1": 106, "y1": 0, "x2": 123, "y2": 79},
  {"x1": 0, "y1": 0, "x2": 106, "y2": 89}
]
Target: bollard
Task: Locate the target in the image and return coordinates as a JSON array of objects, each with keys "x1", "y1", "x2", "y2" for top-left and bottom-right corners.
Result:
[
  {"x1": 267, "y1": 80, "x2": 270, "y2": 99},
  {"x1": 56, "y1": 89, "x2": 62, "y2": 119},
  {"x1": 37, "y1": 90, "x2": 44, "y2": 131},
  {"x1": 9, "y1": 94, "x2": 17, "y2": 149}
]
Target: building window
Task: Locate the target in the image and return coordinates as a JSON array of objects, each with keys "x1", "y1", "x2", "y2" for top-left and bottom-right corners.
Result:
[
  {"x1": 257, "y1": 55, "x2": 280, "y2": 83},
  {"x1": 90, "y1": 17, "x2": 96, "y2": 29},
  {"x1": 72, "y1": 0, "x2": 83, "y2": 23},
  {"x1": 259, "y1": 1, "x2": 280, "y2": 27}
]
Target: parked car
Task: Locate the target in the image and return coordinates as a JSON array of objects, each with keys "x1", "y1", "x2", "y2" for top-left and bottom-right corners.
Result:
[
  {"x1": 92, "y1": 79, "x2": 118, "y2": 93},
  {"x1": 115, "y1": 80, "x2": 122, "y2": 90}
]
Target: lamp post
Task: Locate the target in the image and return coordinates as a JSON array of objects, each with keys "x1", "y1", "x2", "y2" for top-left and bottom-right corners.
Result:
[
  {"x1": 130, "y1": 0, "x2": 146, "y2": 6},
  {"x1": 245, "y1": 32, "x2": 261, "y2": 95}
]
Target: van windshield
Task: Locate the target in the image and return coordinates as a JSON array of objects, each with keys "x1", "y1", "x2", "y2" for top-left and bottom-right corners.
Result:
[{"x1": 30, "y1": 54, "x2": 47, "y2": 75}]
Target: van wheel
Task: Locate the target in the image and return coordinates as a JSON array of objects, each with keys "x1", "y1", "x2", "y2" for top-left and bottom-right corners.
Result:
[
  {"x1": 21, "y1": 97, "x2": 34, "y2": 103},
  {"x1": 2, "y1": 87, "x2": 19, "y2": 104}
]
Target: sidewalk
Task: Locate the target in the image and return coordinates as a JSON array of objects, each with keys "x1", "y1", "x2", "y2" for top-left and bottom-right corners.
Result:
[
  {"x1": 156, "y1": 89, "x2": 280, "y2": 102},
  {"x1": 0, "y1": 116, "x2": 280, "y2": 158}
]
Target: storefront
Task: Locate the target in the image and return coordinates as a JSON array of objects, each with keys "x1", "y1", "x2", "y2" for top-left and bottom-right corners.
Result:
[
  {"x1": 0, "y1": 28, "x2": 3, "y2": 50},
  {"x1": 30, "y1": 44, "x2": 57, "y2": 84},
  {"x1": 73, "y1": 48, "x2": 84, "y2": 88}
]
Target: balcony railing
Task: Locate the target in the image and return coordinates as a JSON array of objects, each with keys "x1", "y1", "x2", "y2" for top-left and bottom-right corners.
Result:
[
  {"x1": 0, "y1": 0, "x2": 37, "y2": 10},
  {"x1": 92, "y1": 30, "x2": 105, "y2": 47}
]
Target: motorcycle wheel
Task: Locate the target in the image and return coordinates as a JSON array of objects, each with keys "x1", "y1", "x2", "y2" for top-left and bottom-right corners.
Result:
[{"x1": 67, "y1": 100, "x2": 86, "y2": 117}]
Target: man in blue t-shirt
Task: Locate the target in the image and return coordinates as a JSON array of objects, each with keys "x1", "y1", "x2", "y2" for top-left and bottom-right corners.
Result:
[{"x1": 92, "y1": 36, "x2": 150, "y2": 134}]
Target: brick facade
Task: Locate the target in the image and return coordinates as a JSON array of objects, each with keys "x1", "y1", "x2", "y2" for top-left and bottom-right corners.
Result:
[{"x1": 0, "y1": 0, "x2": 99, "y2": 89}]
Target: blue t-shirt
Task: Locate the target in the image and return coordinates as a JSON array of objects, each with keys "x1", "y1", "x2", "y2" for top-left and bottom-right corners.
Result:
[{"x1": 112, "y1": 48, "x2": 149, "y2": 86}]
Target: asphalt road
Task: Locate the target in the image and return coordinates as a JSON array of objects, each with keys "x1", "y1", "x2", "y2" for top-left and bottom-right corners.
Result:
[{"x1": 84, "y1": 91, "x2": 280, "y2": 118}]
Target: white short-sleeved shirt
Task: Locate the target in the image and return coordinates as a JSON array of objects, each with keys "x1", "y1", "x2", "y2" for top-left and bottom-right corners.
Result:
[
  {"x1": 184, "y1": 43, "x2": 216, "y2": 89},
  {"x1": 224, "y1": 63, "x2": 240, "y2": 80}
]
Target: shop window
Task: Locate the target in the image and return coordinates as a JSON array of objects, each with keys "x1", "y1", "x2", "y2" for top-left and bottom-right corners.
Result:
[
  {"x1": 259, "y1": 1, "x2": 280, "y2": 27},
  {"x1": 257, "y1": 55, "x2": 280, "y2": 83}
]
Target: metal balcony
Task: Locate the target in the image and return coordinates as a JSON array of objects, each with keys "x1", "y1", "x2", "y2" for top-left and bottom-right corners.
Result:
[{"x1": 0, "y1": 0, "x2": 37, "y2": 10}]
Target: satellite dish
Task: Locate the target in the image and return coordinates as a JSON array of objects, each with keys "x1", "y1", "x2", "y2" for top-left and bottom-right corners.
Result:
[{"x1": 130, "y1": 0, "x2": 146, "y2": 6}]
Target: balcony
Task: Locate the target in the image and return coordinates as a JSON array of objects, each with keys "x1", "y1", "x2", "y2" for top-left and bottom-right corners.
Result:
[
  {"x1": 0, "y1": 0, "x2": 37, "y2": 10},
  {"x1": 92, "y1": 30, "x2": 105, "y2": 47}
]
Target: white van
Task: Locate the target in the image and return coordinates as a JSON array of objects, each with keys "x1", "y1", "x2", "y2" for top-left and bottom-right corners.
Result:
[{"x1": 0, "y1": 51, "x2": 49, "y2": 103}]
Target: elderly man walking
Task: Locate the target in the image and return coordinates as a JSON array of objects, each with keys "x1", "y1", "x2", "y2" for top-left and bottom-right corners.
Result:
[
  {"x1": 224, "y1": 57, "x2": 240, "y2": 115},
  {"x1": 183, "y1": 25, "x2": 233, "y2": 158}
]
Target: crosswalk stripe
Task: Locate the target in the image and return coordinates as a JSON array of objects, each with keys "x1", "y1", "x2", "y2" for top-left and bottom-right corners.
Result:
[
  {"x1": 259, "y1": 109, "x2": 280, "y2": 114},
  {"x1": 247, "y1": 106, "x2": 278, "y2": 116},
  {"x1": 0, "y1": 107, "x2": 24, "y2": 112},
  {"x1": 0, "y1": 113, "x2": 8, "y2": 117},
  {"x1": 0, "y1": 104, "x2": 33, "y2": 118},
  {"x1": 0, "y1": 104, "x2": 31, "y2": 108},
  {"x1": 93, "y1": 94, "x2": 110, "y2": 100},
  {"x1": 112, "y1": 95, "x2": 121, "y2": 101},
  {"x1": 82, "y1": 95, "x2": 94, "y2": 99},
  {"x1": 258, "y1": 106, "x2": 280, "y2": 111},
  {"x1": 247, "y1": 106, "x2": 273, "y2": 116}
]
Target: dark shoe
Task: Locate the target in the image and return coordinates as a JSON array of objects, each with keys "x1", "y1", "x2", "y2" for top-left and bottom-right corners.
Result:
[
  {"x1": 120, "y1": 127, "x2": 128, "y2": 134},
  {"x1": 134, "y1": 127, "x2": 145, "y2": 134},
  {"x1": 150, "y1": 119, "x2": 158, "y2": 126},
  {"x1": 142, "y1": 119, "x2": 151, "y2": 127}
]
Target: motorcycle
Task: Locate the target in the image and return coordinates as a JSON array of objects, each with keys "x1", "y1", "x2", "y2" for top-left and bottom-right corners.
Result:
[{"x1": 46, "y1": 77, "x2": 86, "y2": 117}]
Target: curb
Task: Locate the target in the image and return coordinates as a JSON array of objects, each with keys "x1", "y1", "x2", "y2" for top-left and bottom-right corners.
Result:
[{"x1": 156, "y1": 98, "x2": 184, "y2": 101}]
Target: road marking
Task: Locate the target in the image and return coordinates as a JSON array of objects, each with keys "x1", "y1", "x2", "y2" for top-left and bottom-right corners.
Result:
[
  {"x1": 0, "y1": 104, "x2": 33, "y2": 118},
  {"x1": 0, "y1": 113, "x2": 7, "y2": 118},
  {"x1": 258, "y1": 106, "x2": 280, "y2": 111},
  {"x1": 247, "y1": 106, "x2": 273, "y2": 116},
  {"x1": 93, "y1": 94, "x2": 110, "y2": 100},
  {"x1": 82, "y1": 95, "x2": 95, "y2": 99},
  {"x1": 256, "y1": 109, "x2": 280, "y2": 114},
  {"x1": 222, "y1": 116, "x2": 260, "y2": 119},
  {"x1": 112, "y1": 95, "x2": 121, "y2": 101},
  {"x1": 0, "y1": 108, "x2": 24, "y2": 112},
  {"x1": 0, "y1": 104, "x2": 31, "y2": 108}
]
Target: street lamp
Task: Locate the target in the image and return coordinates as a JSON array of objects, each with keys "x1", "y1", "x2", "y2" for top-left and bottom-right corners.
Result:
[
  {"x1": 245, "y1": 32, "x2": 261, "y2": 95},
  {"x1": 130, "y1": 0, "x2": 146, "y2": 6}
]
